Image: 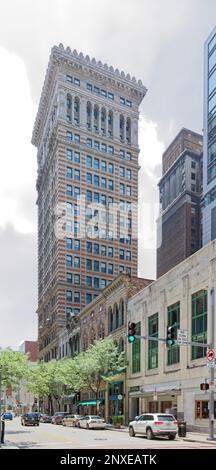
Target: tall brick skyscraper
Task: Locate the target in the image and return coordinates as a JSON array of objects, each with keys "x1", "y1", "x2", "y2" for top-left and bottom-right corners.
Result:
[{"x1": 32, "y1": 44, "x2": 147, "y2": 361}]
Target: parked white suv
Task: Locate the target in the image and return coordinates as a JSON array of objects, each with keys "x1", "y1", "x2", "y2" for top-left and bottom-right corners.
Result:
[{"x1": 129, "y1": 413, "x2": 178, "y2": 440}]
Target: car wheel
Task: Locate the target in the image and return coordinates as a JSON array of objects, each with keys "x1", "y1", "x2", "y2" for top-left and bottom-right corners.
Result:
[
  {"x1": 168, "y1": 434, "x2": 176, "y2": 440},
  {"x1": 146, "y1": 427, "x2": 154, "y2": 440},
  {"x1": 129, "y1": 426, "x2": 135, "y2": 437}
]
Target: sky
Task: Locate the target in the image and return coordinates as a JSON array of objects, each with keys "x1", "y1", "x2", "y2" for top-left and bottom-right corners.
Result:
[{"x1": 0, "y1": 0, "x2": 215, "y2": 349}]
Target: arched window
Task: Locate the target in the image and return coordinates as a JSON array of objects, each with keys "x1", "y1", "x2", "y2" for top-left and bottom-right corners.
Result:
[
  {"x1": 66, "y1": 94, "x2": 72, "y2": 122},
  {"x1": 119, "y1": 115, "x2": 125, "y2": 142},
  {"x1": 108, "y1": 111, "x2": 113, "y2": 137},
  {"x1": 126, "y1": 117, "x2": 131, "y2": 144},
  {"x1": 120, "y1": 299, "x2": 124, "y2": 326},
  {"x1": 108, "y1": 306, "x2": 113, "y2": 332},
  {"x1": 114, "y1": 303, "x2": 119, "y2": 329},
  {"x1": 74, "y1": 97, "x2": 80, "y2": 124},
  {"x1": 86, "y1": 101, "x2": 92, "y2": 129},
  {"x1": 90, "y1": 328, "x2": 96, "y2": 344},
  {"x1": 101, "y1": 107, "x2": 106, "y2": 135},
  {"x1": 93, "y1": 104, "x2": 99, "y2": 132}
]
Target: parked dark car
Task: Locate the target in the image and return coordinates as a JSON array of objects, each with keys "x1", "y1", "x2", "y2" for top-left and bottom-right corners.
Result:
[
  {"x1": 51, "y1": 412, "x2": 69, "y2": 425},
  {"x1": 39, "y1": 414, "x2": 52, "y2": 423},
  {"x1": 3, "y1": 411, "x2": 13, "y2": 420},
  {"x1": 21, "y1": 412, "x2": 40, "y2": 426}
]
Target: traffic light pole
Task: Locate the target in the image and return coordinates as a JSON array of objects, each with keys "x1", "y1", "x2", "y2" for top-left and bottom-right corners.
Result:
[{"x1": 207, "y1": 288, "x2": 216, "y2": 441}]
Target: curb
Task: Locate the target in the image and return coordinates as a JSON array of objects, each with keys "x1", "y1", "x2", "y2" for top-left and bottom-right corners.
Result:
[{"x1": 182, "y1": 438, "x2": 216, "y2": 446}]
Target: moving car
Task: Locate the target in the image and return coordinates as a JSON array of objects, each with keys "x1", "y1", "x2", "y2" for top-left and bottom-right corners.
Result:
[
  {"x1": 129, "y1": 413, "x2": 178, "y2": 440},
  {"x1": 77, "y1": 415, "x2": 106, "y2": 430},
  {"x1": 2, "y1": 411, "x2": 13, "y2": 420},
  {"x1": 39, "y1": 413, "x2": 52, "y2": 423},
  {"x1": 62, "y1": 414, "x2": 84, "y2": 427},
  {"x1": 21, "y1": 412, "x2": 40, "y2": 426},
  {"x1": 51, "y1": 412, "x2": 69, "y2": 424}
]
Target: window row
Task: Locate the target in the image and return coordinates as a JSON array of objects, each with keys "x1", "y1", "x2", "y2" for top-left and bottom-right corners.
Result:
[
  {"x1": 86, "y1": 155, "x2": 114, "y2": 173},
  {"x1": 86, "y1": 138, "x2": 114, "y2": 154},
  {"x1": 66, "y1": 255, "x2": 81, "y2": 268},
  {"x1": 120, "y1": 96, "x2": 132, "y2": 107},
  {"x1": 86, "y1": 242, "x2": 114, "y2": 257},
  {"x1": 66, "y1": 290, "x2": 81, "y2": 303},
  {"x1": 86, "y1": 292, "x2": 99, "y2": 305},
  {"x1": 86, "y1": 259, "x2": 114, "y2": 274},
  {"x1": 66, "y1": 238, "x2": 80, "y2": 251},
  {"x1": 119, "y1": 249, "x2": 131, "y2": 260},
  {"x1": 86, "y1": 82, "x2": 114, "y2": 100},
  {"x1": 86, "y1": 190, "x2": 113, "y2": 204},
  {"x1": 66, "y1": 131, "x2": 80, "y2": 143},
  {"x1": 86, "y1": 276, "x2": 111, "y2": 289},
  {"x1": 86, "y1": 173, "x2": 114, "y2": 190},
  {"x1": 66, "y1": 149, "x2": 80, "y2": 163},
  {"x1": 66, "y1": 167, "x2": 81, "y2": 180},
  {"x1": 66, "y1": 74, "x2": 80, "y2": 86},
  {"x1": 66, "y1": 273, "x2": 81, "y2": 285}
]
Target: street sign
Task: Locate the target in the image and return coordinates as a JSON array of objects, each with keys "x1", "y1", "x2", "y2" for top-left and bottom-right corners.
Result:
[
  {"x1": 177, "y1": 329, "x2": 188, "y2": 344},
  {"x1": 117, "y1": 394, "x2": 123, "y2": 400},
  {"x1": 206, "y1": 349, "x2": 215, "y2": 362}
]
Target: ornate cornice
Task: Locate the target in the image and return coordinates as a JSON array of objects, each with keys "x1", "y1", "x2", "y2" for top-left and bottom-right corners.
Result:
[{"x1": 32, "y1": 44, "x2": 147, "y2": 147}]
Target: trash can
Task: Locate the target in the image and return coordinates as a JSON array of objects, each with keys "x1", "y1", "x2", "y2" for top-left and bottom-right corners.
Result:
[{"x1": 178, "y1": 421, "x2": 186, "y2": 437}]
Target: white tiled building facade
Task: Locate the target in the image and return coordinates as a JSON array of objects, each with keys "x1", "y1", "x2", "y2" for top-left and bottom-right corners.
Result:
[{"x1": 127, "y1": 239, "x2": 216, "y2": 431}]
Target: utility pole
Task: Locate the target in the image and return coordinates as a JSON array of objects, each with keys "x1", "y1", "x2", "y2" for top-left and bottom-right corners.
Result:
[
  {"x1": 0, "y1": 369, "x2": 2, "y2": 447},
  {"x1": 207, "y1": 287, "x2": 216, "y2": 441}
]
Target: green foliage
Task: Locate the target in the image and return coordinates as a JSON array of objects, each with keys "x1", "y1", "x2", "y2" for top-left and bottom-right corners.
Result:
[
  {"x1": 111, "y1": 415, "x2": 124, "y2": 426},
  {"x1": 0, "y1": 349, "x2": 29, "y2": 389}
]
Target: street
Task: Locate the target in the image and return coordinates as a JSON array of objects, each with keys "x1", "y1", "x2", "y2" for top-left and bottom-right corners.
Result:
[{"x1": 2, "y1": 417, "x2": 215, "y2": 449}]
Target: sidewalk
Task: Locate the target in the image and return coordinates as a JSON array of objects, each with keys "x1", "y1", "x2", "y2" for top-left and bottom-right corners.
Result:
[{"x1": 107, "y1": 425, "x2": 216, "y2": 445}]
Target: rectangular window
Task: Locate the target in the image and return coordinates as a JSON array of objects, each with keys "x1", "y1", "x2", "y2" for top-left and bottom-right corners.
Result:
[
  {"x1": 67, "y1": 167, "x2": 73, "y2": 178},
  {"x1": 94, "y1": 277, "x2": 99, "y2": 288},
  {"x1": 86, "y1": 276, "x2": 92, "y2": 287},
  {"x1": 66, "y1": 149, "x2": 73, "y2": 161},
  {"x1": 86, "y1": 155, "x2": 92, "y2": 168},
  {"x1": 108, "y1": 146, "x2": 114, "y2": 154},
  {"x1": 126, "y1": 250, "x2": 131, "y2": 261},
  {"x1": 86, "y1": 172, "x2": 92, "y2": 184},
  {"x1": 66, "y1": 131, "x2": 73, "y2": 141},
  {"x1": 86, "y1": 293, "x2": 92, "y2": 304},
  {"x1": 94, "y1": 158, "x2": 99, "y2": 170},
  {"x1": 101, "y1": 245, "x2": 107, "y2": 256},
  {"x1": 74, "y1": 292, "x2": 80, "y2": 303},
  {"x1": 191, "y1": 290, "x2": 208, "y2": 360},
  {"x1": 108, "y1": 179, "x2": 114, "y2": 190},
  {"x1": 86, "y1": 241, "x2": 92, "y2": 253},
  {"x1": 119, "y1": 249, "x2": 124, "y2": 260},
  {"x1": 120, "y1": 166, "x2": 125, "y2": 177},
  {"x1": 120, "y1": 150, "x2": 125, "y2": 159},
  {"x1": 120, "y1": 183, "x2": 125, "y2": 195},
  {"x1": 101, "y1": 143, "x2": 107, "y2": 152},
  {"x1": 120, "y1": 97, "x2": 125, "y2": 105},
  {"x1": 108, "y1": 163, "x2": 114, "y2": 174},
  {"x1": 108, "y1": 263, "x2": 113, "y2": 274},
  {"x1": 101, "y1": 89, "x2": 107, "y2": 97},
  {"x1": 87, "y1": 138, "x2": 92, "y2": 148},
  {"x1": 66, "y1": 290, "x2": 73, "y2": 302},
  {"x1": 101, "y1": 177, "x2": 107, "y2": 189},
  {"x1": 94, "y1": 260, "x2": 99, "y2": 272},
  {"x1": 108, "y1": 92, "x2": 114, "y2": 100},
  {"x1": 74, "y1": 256, "x2": 80, "y2": 268},
  {"x1": 87, "y1": 83, "x2": 92, "y2": 91},
  {"x1": 74, "y1": 187, "x2": 80, "y2": 197},
  {"x1": 94, "y1": 243, "x2": 99, "y2": 255},
  {"x1": 86, "y1": 190, "x2": 92, "y2": 202},
  {"x1": 101, "y1": 262, "x2": 106, "y2": 273},
  {"x1": 74, "y1": 169, "x2": 80, "y2": 181},
  {"x1": 66, "y1": 238, "x2": 72, "y2": 250},
  {"x1": 74, "y1": 78, "x2": 80, "y2": 86},
  {"x1": 132, "y1": 322, "x2": 141, "y2": 373},
  {"x1": 126, "y1": 169, "x2": 132, "y2": 180},
  {"x1": 74, "y1": 274, "x2": 80, "y2": 284},
  {"x1": 66, "y1": 255, "x2": 72, "y2": 267},
  {"x1": 148, "y1": 313, "x2": 158, "y2": 369},
  {"x1": 94, "y1": 175, "x2": 99, "y2": 187},
  {"x1": 126, "y1": 185, "x2": 131, "y2": 196},
  {"x1": 126, "y1": 152, "x2": 132, "y2": 161},
  {"x1": 108, "y1": 246, "x2": 113, "y2": 257},
  {"x1": 101, "y1": 160, "x2": 107, "y2": 172},
  {"x1": 74, "y1": 239, "x2": 80, "y2": 251},
  {"x1": 100, "y1": 279, "x2": 106, "y2": 289},
  {"x1": 101, "y1": 194, "x2": 107, "y2": 205},
  {"x1": 94, "y1": 192, "x2": 99, "y2": 203},
  {"x1": 126, "y1": 99, "x2": 132, "y2": 107},
  {"x1": 66, "y1": 74, "x2": 73, "y2": 83},
  {"x1": 74, "y1": 134, "x2": 80, "y2": 144},
  {"x1": 86, "y1": 259, "x2": 92, "y2": 271},
  {"x1": 93, "y1": 86, "x2": 100, "y2": 95},
  {"x1": 167, "y1": 302, "x2": 180, "y2": 365},
  {"x1": 67, "y1": 273, "x2": 73, "y2": 284},
  {"x1": 74, "y1": 152, "x2": 80, "y2": 163},
  {"x1": 94, "y1": 141, "x2": 100, "y2": 151}
]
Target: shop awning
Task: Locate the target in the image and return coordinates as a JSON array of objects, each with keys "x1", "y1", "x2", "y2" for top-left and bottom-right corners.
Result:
[
  {"x1": 78, "y1": 399, "x2": 104, "y2": 406},
  {"x1": 140, "y1": 382, "x2": 181, "y2": 394}
]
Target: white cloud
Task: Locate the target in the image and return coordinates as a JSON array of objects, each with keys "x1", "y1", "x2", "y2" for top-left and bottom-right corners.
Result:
[{"x1": 0, "y1": 46, "x2": 37, "y2": 233}]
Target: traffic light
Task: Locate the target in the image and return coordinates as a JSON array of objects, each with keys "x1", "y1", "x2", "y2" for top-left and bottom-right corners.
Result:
[
  {"x1": 128, "y1": 322, "x2": 136, "y2": 343},
  {"x1": 200, "y1": 383, "x2": 209, "y2": 391},
  {"x1": 166, "y1": 326, "x2": 175, "y2": 347}
]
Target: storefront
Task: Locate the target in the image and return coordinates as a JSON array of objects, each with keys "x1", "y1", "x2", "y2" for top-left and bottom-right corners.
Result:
[
  {"x1": 108, "y1": 381, "x2": 124, "y2": 424},
  {"x1": 78, "y1": 398, "x2": 105, "y2": 417}
]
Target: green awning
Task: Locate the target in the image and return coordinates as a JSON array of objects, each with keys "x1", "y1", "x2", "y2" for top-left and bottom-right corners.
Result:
[{"x1": 78, "y1": 399, "x2": 104, "y2": 406}]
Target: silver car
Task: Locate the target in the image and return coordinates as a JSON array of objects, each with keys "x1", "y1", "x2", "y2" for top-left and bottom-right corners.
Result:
[
  {"x1": 129, "y1": 413, "x2": 178, "y2": 440},
  {"x1": 78, "y1": 415, "x2": 106, "y2": 430}
]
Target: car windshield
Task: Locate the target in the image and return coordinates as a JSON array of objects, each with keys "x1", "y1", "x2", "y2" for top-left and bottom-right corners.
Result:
[
  {"x1": 90, "y1": 416, "x2": 101, "y2": 420},
  {"x1": 157, "y1": 415, "x2": 175, "y2": 421}
]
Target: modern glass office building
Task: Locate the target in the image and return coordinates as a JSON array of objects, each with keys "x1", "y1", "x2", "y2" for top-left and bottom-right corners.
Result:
[{"x1": 203, "y1": 26, "x2": 216, "y2": 244}]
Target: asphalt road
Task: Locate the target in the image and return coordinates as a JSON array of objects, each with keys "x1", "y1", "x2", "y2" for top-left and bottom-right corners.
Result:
[{"x1": 2, "y1": 417, "x2": 214, "y2": 449}]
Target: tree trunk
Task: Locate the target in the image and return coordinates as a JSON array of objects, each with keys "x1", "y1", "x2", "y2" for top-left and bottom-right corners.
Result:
[
  {"x1": 48, "y1": 395, "x2": 54, "y2": 415},
  {"x1": 96, "y1": 390, "x2": 100, "y2": 415}
]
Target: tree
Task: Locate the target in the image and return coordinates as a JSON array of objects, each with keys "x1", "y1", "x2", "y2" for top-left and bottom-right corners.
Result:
[
  {"x1": 0, "y1": 349, "x2": 29, "y2": 389},
  {"x1": 27, "y1": 360, "x2": 73, "y2": 414},
  {"x1": 64, "y1": 337, "x2": 126, "y2": 414}
]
